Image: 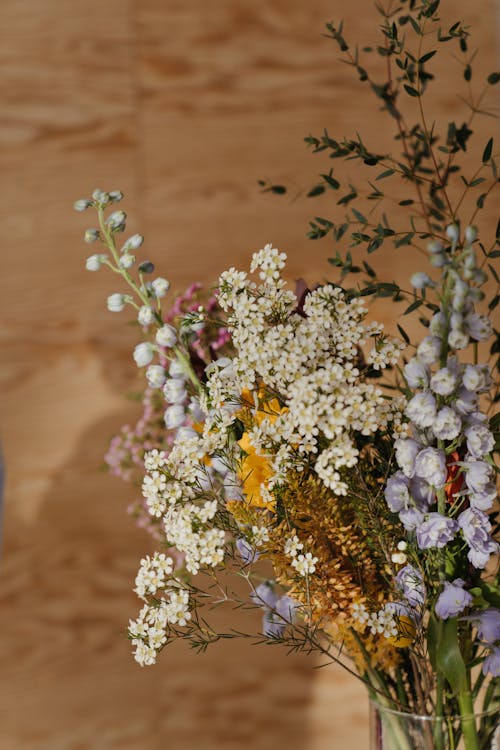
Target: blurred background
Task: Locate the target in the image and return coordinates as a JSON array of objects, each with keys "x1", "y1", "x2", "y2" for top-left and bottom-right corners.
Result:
[{"x1": 0, "y1": 1, "x2": 497, "y2": 748}]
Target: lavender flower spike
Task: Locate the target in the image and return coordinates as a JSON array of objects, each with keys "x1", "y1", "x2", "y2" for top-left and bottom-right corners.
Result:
[{"x1": 469, "y1": 609, "x2": 500, "y2": 644}]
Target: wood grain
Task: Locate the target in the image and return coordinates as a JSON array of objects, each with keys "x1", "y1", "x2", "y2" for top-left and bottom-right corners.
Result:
[{"x1": 0, "y1": 1, "x2": 497, "y2": 748}]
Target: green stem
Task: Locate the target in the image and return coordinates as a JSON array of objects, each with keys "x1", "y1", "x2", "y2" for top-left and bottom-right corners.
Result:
[{"x1": 457, "y1": 689, "x2": 480, "y2": 750}]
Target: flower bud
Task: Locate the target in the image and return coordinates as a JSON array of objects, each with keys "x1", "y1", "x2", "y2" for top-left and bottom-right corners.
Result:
[
  {"x1": 151, "y1": 277, "x2": 170, "y2": 298},
  {"x1": 137, "y1": 305, "x2": 155, "y2": 326},
  {"x1": 108, "y1": 190, "x2": 123, "y2": 203},
  {"x1": 446, "y1": 224, "x2": 460, "y2": 245},
  {"x1": 119, "y1": 253, "x2": 135, "y2": 269},
  {"x1": 133, "y1": 342, "x2": 154, "y2": 367},
  {"x1": 163, "y1": 378, "x2": 187, "y2": 404},
  {"x1": 464, "y1": 225, "x2": 477, "y2": 244},
  {"x1": 138, "y1": 261, "x2": 155, "y2": 274},
  {"x1": 107, "y1": 293, "x2": 127, "y2": 312},
  {"x1": 122, "y1": 234, "x2": 144, "y2": 251},
  {"x1": 74, "y1": 198, "x2": 92, "y2": 212},
  {"x1": 164, "y1": 404, "x2": 185, "y2": 430},
  {"x1": 427, "y1": 240, "x2": 443, "y2": 254},
  {"x1": 156, "y1": 325, "x2": 177, "y2": 348},
  {"x1": 410, "y1": 272, "x2": 433, "y2": 290},
  {"x1": 84, "y1": 228, "x2": 100, "y2": 243},
  {"x1": 146, "y1": 365, "x2": 167, "y2": 389},
  {"x1": 106, "y1": 210, "x2": 127, "y2": 230},
  {"x1": 85, "y1": 254, "x2": 107, "y2": 271}
]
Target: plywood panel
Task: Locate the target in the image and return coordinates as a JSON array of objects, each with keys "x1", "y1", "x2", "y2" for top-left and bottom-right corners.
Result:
[{"x1": 0, "y1": 1, "x2": 497, "y2": 748}]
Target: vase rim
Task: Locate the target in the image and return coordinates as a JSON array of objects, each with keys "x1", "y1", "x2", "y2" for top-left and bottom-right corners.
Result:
[{"x1": 369, "y1": 697, "x2": 499, "y2": 722}]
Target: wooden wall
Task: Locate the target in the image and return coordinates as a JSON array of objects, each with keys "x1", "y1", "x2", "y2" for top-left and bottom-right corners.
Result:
[{"x1": 0, "y1": 1, "x2": 497, "y2": 748}]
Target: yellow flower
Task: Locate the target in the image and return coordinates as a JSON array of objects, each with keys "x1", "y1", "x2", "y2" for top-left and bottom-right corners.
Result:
[
  {"x1": 387, "y1": 615, "x2": 416, "y2": 648},
  {"x1": 237, "y1": 432, "x2": 274, "y2": 510}
]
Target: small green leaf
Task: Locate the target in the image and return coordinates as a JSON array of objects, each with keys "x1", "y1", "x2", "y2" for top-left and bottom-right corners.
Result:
[
  {"x1": 375, "y1": 169, "x2": 395, "y2": 181},
  {"x1": 464, "y1": 64, "x2": 472, "y2": 82},
  {"x1": 307, "y1": 184, "x2": 325, "y2": 197},
  {"x1": 419, "y1": 50, "x2": 437, "y2": 63},
  {"x1": 404, "y1": 299, "x2": 422, "y2": 314},
  {"x1": 487, "y1": 71, "x2": 500, "y2": 85},
  {"x1": 363, "y1": 260, "x2": 376, "y2": 278},
  {"x1": 483, "y1": 137, "x2": 493, "y2": 163},
  {"x1": 398, "y1": 199, "x2": 414, "y2": 206},
  {"x1": 352, "y1": 208, "x2": 368, "y2": 225},
  {"x1": 397, "y1": 324, "x2": 410, "y2": 344},
  {"x1": 404, "y1": 84, "x2": 420, "y2": 97}
]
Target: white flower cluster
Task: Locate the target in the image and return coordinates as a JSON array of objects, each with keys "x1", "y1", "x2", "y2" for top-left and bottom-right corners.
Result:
[
  {"x1": 351, "y1": 602, "x2": 398, "y2": 639},
  {"x1": 213, "y1": 244, "x2": 403, "y2": 495},
  {"x1": 284, "y1": 533, "x2": 318, "y2": 576},
  {"x1": 129, "y1": 587, "x2": 192, "y2": 666}
]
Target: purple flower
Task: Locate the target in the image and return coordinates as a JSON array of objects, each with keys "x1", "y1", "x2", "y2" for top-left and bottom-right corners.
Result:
[
  {"x1": 261, "y1": 594, "x2": 298, "y2": 637},
  {"x1": 464, "y1": 460, "x2": 494, "y2": 494},
  {"x1": 454, "y1": 388, "x2": 478, "y2": 416},
  {"x1": 404, "y1": 358, "x2": 429, "y2": 389},
  {"x1": 482, "y1": 647, "x2": 500, "y2": 677},
  {"x1": 405, "y1": 391, "x2": 437, "y2": 429},
  {"x1": 465, "y1": 424, "x2": 495, "y2": 459},
  {"x1": 465, "y1": 312, "x2": 492, "y2": 342},
  {"x1": 471, "y1": 609, "x2": 500, "y2": 644},
  {"x1": 400, "y1": 508, "x2": 424, "y2": 531},
  {"x1": 236, "y1": 537, "x2": 259, "y2": 564},
  {"x1": 458, "y1": 508, "x2": 499, "y2": 569},
  {"x1": 435, "y1": 579, "x2": 473, "y2": 619},
  {"x1": 251, "y1": 581, "x2": 278, "y2": 610},
  {"x1": 417, "y1": 336, "x2": 442, "y2": 365},
  {"x1": 462, "y1": 364, "x2": 491, "y2": 393},
  {"x1": 414, "y1": 448, "x2": 448, "y2": 489},
  {"x1": 395, "y1": 439, "x2": 422, "y2": 478},
  {"x1": 416, "y1": 513, "x2": 458, "y2": 549},
  {"x1": 430, "y1": 366, "x2": 458, "y2": 397},
  {"x1": 396, "y1": 565, "x2": 426, "y2": 608},
  {"x1": 385, "y1": 472, "x2": 410, "y2": 513},
  {"x1": 409, "y1": 476, "x2": 434, "y2": 510},
  {"x1": 432, "y1": 407, "x2": 462, "y2": 441},
  {"x1": 469, "y1": 485, "x2": 497, "y2": 512}
]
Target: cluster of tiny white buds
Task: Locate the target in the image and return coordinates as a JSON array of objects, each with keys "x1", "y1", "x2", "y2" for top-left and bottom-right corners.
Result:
[
  {"x1": 291, "y1": 552, "x2": 318, "y2": 576},
  {"x1": 138, "y1": 305, "x2": 155, "y2": 327},
  {"x1": 106, "y1": 210, "x2": 127, "y2": 232},
  {"x1": 84, "y1": 228, "x2": 100, "y2": 243}
]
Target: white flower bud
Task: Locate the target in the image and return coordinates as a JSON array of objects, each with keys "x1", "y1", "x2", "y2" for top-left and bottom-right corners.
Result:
[
  {"x1": 464, "y1": 225, "x2": 477, "y2": 244},
  {"x1": 429, "y1": 252, "x2": 448, "y2": 268},
  {"x1": 133, "y1": 342, "x2": 155, "y2": 367},
  {"x1": 106, "y1": 210, "x2": 127, "y2": 230},
  {"x1": 108, "y1": 190, "x2": 123, "y2": 203},
  {"x1": 169, "y1": 358, "x2": 186, "y2": 379},
  {"x1": 410, "y1": 272, "x2": 433, "y2": 289},
  {"x1": 122, "y1": 234, "x2": 144, "y2": 251},
  {"x1": 164, "y1": 404, "x2": 185, "y2": 430},
  {"x1": 428, "y1": 240, "x2": 443, "y2": 254},
  {"x1": 119, "y1": 253, "x2": 135, "y2": 269},
  {"x1": 151, "y1": 277, "x2": 170, "y2": 299},
  {"x1": 85, "y1": 253, "x2": 107, "y2": 271},
  {"x1": 397, "y1": 541, "x2": 407, "y2": 551},
  {"x1": 74, "y1": 198, "x2": 92, "y2": 212},
  {"x1": 84, "y1": 228, "x2": 100, "y2": 243},
  {"x1": 163, "y1": 378, "x2": 187, "y2": 404},
  {"x1": 92, "y1": 188, "x2": 109, "y2": 204},
  {"x1": 391, "y1": 552, "x2": 407, "y2": 565},
  {"x1": 138, "y1": 305, "x2": 155, "y2": 327},
  {"x1": 146, "y1": 365, "x2": 167, "y2": 389},
  {"x1": 107, "y1": 293, "x2": 127, "y2": 312},
  {"x1": 446, "y1": 224, "x2": 460, "y2": 244},
  {"x1": 156, "y1": 325, "x2": 177, "y2": 348}
]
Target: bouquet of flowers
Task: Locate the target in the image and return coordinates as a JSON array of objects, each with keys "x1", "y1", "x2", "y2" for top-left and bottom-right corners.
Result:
[{"x1": 74, "y1": 1, "x2": 499, "y2": 748}]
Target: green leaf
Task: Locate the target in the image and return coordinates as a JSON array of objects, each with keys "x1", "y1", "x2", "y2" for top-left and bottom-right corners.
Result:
[
  {"x1": 307, "y1": 184, "x2": 326, "y2": 197},
  {"x1": 464, "y1": 64, "x2": 472, "y2": 82},
  {"x1": 404, "y1": 299, "x2": 423, "y2": 314},
  {"x1": 436, "y1": 617, "x2": 468, "y2": 693},
  {"x1": 375, "y1": 169, "x2": 395, "y2": 180},
  {"x1": 419, "y1": 50, "x2": 437, "y2": 63},
  {"x1": 397, "y1": 324, "x2": 410, "y2": 344},
  {"x1": 394, "y1": 232, "x2": 415, "y2": 248},
  {"x1": 363, "y1": 260, "x2": 376, "y2": 278},
  {"x1": 352, "y1": 208, "x2": 368, "y2": 225},
  {"x1": 487, "y1": 71, "x2": 500, "y2": 85},
  {"x1": 398, "y1": 199, "x2": 414, "y2": 206},
  {"x1": 404, "y1": 84, "x2": 420, "y2": 97},
  {"x1": 321, "y1": 171, "x2": 340, "y2": 190},
  {"x1": 482, "y1": 137, "x2": 493, "y2": 163}
]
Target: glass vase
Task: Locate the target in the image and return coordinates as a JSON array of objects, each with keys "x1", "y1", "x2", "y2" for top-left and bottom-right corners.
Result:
[{"x1": 369, "y1": 699, "x2": 500, "y2": 750}]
